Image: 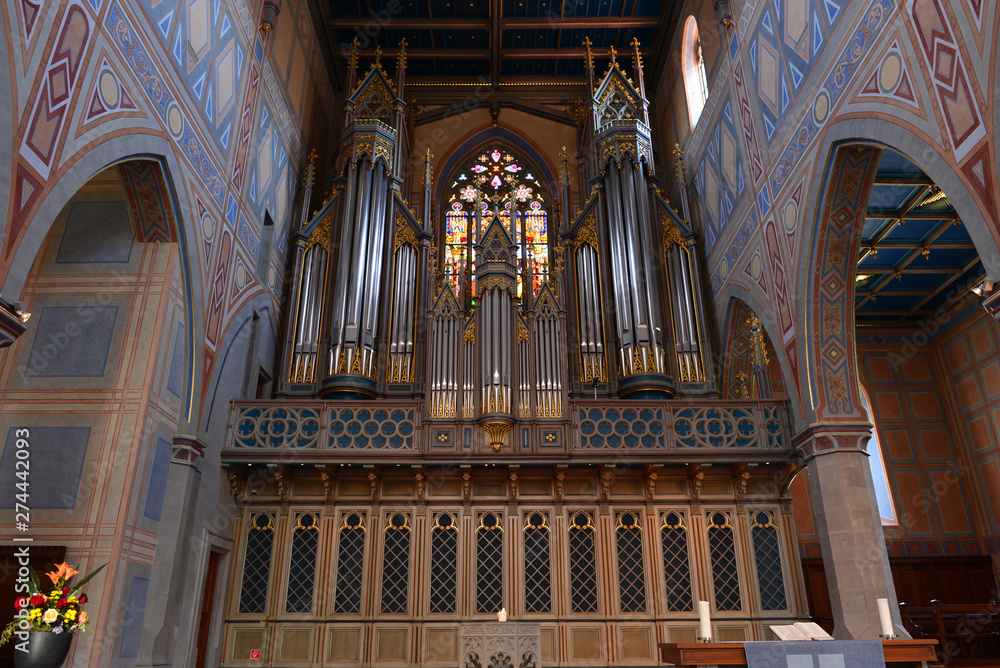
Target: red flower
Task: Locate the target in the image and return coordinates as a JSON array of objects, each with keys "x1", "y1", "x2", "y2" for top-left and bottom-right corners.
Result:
[
  {"x1": 14, "y1": 597, "x2": 25, "y2": 611},
  {"x1": 78, "y1": 594, "x2": 87, "y2": 605},
  {"x1": 61, "y1": 586, "x2": 69, "y2": 595},
  {"x1": 29, "y1": 594, "x2": 46, "y2": 606},
  {"x1": 56, "y1": 598, "x2": 68, "y2": 609}
]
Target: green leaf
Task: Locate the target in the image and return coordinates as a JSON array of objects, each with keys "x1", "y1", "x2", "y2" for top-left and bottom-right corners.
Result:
[
  {"x1": 27, "y1": 564, "x2": 40, "y2": 592},
  {"x1": 69, "y1": 562, "x2": 107, "y2": 596}
]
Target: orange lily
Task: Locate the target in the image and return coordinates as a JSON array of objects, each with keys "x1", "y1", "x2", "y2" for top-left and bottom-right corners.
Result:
[{"x1": 45, "y1": 562, "x2": 79, "y2": 585}]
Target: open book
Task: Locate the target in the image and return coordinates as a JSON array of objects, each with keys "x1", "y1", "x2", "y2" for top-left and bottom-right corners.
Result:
[{"x1": 769, "y1": 622, "x2": 834, "y2": 641}]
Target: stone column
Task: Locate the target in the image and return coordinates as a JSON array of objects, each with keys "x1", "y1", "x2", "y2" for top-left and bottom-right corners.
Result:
[
  {"x1": 798, "y1": 428, "x2": 906, "y2": 640},
  {"x1": 135, "y1": 435, "x2": 206, "y2": 667}
]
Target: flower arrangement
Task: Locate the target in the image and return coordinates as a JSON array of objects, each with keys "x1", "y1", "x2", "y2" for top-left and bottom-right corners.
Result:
[{"x1": 0, "y1": 561, "x2": 106, "y2": 646}]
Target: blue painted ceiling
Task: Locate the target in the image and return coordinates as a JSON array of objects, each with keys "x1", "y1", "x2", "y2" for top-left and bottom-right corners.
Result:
[
  {"x1": 855, "y1": 149, "x2": 985, "y2": 328},
  {"x1": 315, "y1": 0, "x2": 678, "y2": 85}
]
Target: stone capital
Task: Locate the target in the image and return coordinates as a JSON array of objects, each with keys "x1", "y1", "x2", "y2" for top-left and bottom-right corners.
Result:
[{"x1": 792, "y1": 424, "x2": 873, "y2": 460}]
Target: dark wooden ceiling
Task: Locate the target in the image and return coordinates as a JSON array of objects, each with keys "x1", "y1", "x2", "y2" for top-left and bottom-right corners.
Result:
[{"x1": 311, "y1": 0, "x2": 683, "y2": 96}]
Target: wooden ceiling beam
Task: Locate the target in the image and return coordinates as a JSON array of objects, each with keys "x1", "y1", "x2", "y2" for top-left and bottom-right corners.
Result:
[
  {"x1": 502, "y1": 48, "x2": 650, "y2": 59},
  {"x1": 357, "y1": 48, "x2": 489, "y2": 59},
  {"x1": 329, "y1": 18, "x2": 490, "y2": 29},
  {"x1": 501, "y1": 17, "x2": 660, "y2": 28},
  {"x1": 327, "y1": 17, "x2": 660, "y2": 29}
]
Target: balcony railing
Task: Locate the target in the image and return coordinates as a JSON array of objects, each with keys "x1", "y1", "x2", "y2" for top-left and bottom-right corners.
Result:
[{"x1": 223, "y1": 399, "x2": 792, "y2": 459}]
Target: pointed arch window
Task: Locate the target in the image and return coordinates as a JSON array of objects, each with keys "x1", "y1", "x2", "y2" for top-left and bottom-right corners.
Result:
[
  {"x1": 523, "y1": 512, "x2": 552, "y2": 613},
  {"x1": 239, "y1": 512, "x2": 275, "y2": 614},
  {"x1": 476, "y1": 512, "x2": 504, "y2": 614},
  {"x1": 444, "y1": 147, "x2": 550, "y2": 301},
  {"x1": 334, "y1": 512, "x2": 367, "y2": 613},
  {"x1": 859, "y1": 385, "x2": 899, "y2": 526},
  {"x1": 381, "y1": 512, "x2": 411, "y2": 614},
  {"x1": 682, "y1": 16, "x2": 710, "y2": 127},
  {"x1": 430, "y1": 513, "x2": 459, "y2": 613},
  {"x1": 285, "y1": 512, "x2": 319, "y2": 613},
  {"x1": 569, "y1": 512, "x2": 598, "y2": 613}
]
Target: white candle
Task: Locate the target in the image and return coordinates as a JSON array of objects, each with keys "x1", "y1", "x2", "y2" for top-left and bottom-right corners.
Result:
[
  {"x1": 876, "y1": 598, "x2": 894, "y2": 637},
  {"x1": 498, "y1": 607, "x2": 507, "y2": 623},
  {"x1": 698, "y1": 600, "x2": 712, "y2": 640}
]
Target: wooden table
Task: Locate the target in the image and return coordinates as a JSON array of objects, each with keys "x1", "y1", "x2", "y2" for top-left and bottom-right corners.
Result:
[{"x1": 658, "y1": 639, "x2": 938, "y2": 667}]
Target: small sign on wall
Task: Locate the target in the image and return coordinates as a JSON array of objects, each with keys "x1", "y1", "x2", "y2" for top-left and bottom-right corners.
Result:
[{"x1": 250, "y1": 649, "x2": 261, "y2": 660}]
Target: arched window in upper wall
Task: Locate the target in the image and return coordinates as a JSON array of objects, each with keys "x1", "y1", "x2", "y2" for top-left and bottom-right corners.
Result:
[
  {"x1": 443, "y1": 146, "x2": 549, "y2": 302},
  {"x1": 858, "y1": 385, "x2": 899, "y2": 526},
  {"x1": 682, "y1": 15, "x2": 710, "y2": 127}
]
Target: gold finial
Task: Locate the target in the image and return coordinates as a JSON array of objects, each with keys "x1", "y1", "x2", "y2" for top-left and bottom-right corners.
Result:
[
  {"x1": 374, "y1": 44, "x2": 382, "y2": 65},
  {"x1": 348, "y1": 37, "x2": 360, "y2": 72},
  {"x1": 746, "y1": 315, "x2": 769, "y2": 368},
  {"x1": 630, "y1": 37, "x2": 643, "y2": 72},
  {"x1": 609, "y1": 45, "x2": 617, "y2": 66},
  {"x1": 304, "y1": 149, "x2": 317, "y2": 186},
  {"x1": 583, "y1": 36, "x2": 593, "y2": 71},
  {"x1": 397, "y1": 38, "x2": 407, "y2": 71},
  {"x1": 672, "y1": 143, "x2": 687, "y2": 184}
]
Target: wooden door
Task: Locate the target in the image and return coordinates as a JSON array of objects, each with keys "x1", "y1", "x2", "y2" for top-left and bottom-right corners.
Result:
[{"x1": 195, "y1": 551, "x2": 220, "y2": 668}]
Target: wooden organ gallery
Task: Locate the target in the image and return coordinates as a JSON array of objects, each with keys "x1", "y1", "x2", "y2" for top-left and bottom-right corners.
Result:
[{"x1": 221, "y1": 41, "x2": 801, "y2": 666}]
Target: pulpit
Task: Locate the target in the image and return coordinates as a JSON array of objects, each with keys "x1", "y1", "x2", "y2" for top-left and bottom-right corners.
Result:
[{"x1": 461, "y1": 622, "x2": 540, "y2": 668}]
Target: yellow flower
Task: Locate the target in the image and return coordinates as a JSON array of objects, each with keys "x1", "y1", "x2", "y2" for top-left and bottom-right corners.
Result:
[
  {"x1": 50, "y1": 591, "x2": 60, "y2": 598},
  {"x1": 68, "y1": 596, "x2": 78, "y2": 604},
  {"x1": 64, "y1": 610, "x2": 77, "y2": 622},
  {"x1": 79, "y1": 612, "x2": 88, "y2": 625},
  {"x1": 42, "y1": 609, "x2": 58, "y2": 624},
  {"x1": 28, "y1": 609, "x2": 40, "y2": 621}
]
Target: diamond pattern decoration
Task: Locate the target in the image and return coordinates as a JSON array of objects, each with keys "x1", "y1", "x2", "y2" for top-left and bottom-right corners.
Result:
[
  {"x1": 239, "y1": 514, "x2": 274, "y2": 614},
  {"x1": 431, "y1": 516, "x2": 458, "y2": 613},
  {"x1": 477, "y1": 514, "x2": 504, "y2": 614},
  {"x1": 616, "y1": 513, "x2": 647, "y2": 613},
  {"x1": 708, "y1": 513, "x2": 742, "y2": 611},
  {"x1": 660, "y1": 514, "x2": 694, "y2": 612},
  {"x1": 523, "y1": 514, "x2": 551, "y2": 613},
  {"x1": 335, "y1": 515, "x2": 367, "y2": 613},
  {"x1": 569, "y1": 514, "x2": 598, "y2": 613},
  {"x1": 285, "y1": 514, "x2": 318, "y2": 613},
  {"x1": 381, "y1": 516, "x2": 411, "y2": 614},
  {"x1": 752, "y1": 512, "x2": 788, "y2": 610},
  {"x1": 431, "y1": 516, "x2": 458, "y2": 612}
]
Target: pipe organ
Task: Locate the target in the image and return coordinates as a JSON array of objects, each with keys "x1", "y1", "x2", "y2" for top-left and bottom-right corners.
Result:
[
  {"x1": 279, "y1": 38, "x2": 715, "y2": 452},
  {"x1": 223, "y1": 40, "x2": 810, "y2": 668}
]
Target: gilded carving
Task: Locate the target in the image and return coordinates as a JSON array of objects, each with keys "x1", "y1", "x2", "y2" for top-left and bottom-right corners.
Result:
[
  {"x1": 464, "y1": 319, "x2": 475, "y2": 344},
  {"x1": 304, "y1": 216, "x2": 331, "y2": 251},
  {"x1": 572, "y1": 214, "x2": 598, "y2": 251},
  {"x1": 661, "y1": 214, "x2": 685, "y2": 250},
  {"x1": 517, "y1": 321, "x2": 529, "y2": 344},
  {"x1": 394, "y1": 217, "x2": 419, "y2": 252}
]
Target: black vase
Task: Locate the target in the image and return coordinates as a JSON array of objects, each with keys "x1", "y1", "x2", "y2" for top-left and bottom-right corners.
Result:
[{"x1": 12, "y1": 632, "x2": 73, "y2": 668}]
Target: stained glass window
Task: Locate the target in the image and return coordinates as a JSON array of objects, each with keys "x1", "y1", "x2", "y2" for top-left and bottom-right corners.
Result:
[
  {"x1": 381, "y1": 513, "x2": 411, "y2": 614},
  {"x1": 239, "y1": 513, "x2": 274, "y2": 614},
  {"x1": 707, "y1": 512, "x2": 742, "y2": 611},
  {"x1": 334, "y1": 512, "x2": 366, "y2": 613},
  {"x1": 444, "y1": 146, "x2": 549, "y2": 301},
  {"x1": 569, "y1": 512, "x2": 598, "y2": 613},
  {"x1": 751, "y1": 511, "x2": 787, "y2": 611},
  {"x1": 285, "y1": 513, "x2": 318, "y2": 613},
  {"x1": 476, "y1": 512, "x2": 504, "y2": 614},
  {"x1": 615, "y1": 512, "x2": 647, "y2": 613},
  {"x1": 430, "y1": 514, "x2": 458, "y2": 613},
  {"x1": 523, "y1": 512, "x2": 551, "y2": 613}
]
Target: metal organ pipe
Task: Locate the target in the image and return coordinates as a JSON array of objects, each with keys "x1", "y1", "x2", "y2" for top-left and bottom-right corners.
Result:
[{"x1": 329, "y1": 162, "x2": 359, "y2": 372}]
